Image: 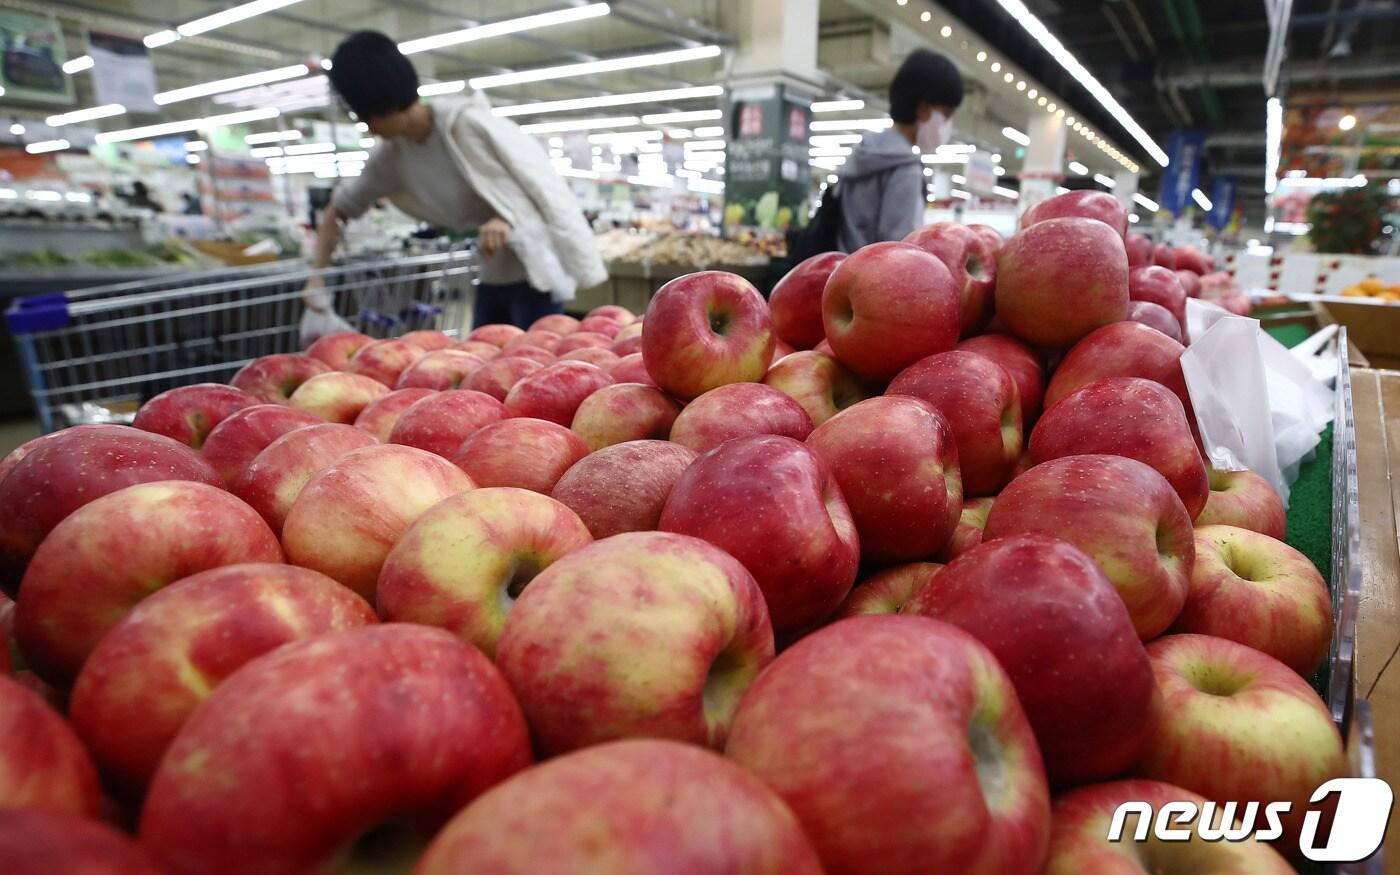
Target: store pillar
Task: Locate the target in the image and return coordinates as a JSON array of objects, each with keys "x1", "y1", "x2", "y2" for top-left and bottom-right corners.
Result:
[{"x1": 1018, "y1": 112, "x2": 1067, "y2": 216}]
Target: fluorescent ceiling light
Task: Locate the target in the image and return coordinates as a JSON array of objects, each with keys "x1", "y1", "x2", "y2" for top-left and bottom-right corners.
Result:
[
  {"x1": 27, "y1": 190, "x2": 63, "y2": 201},
  {"x1": 283, "y1": 141, "x2": 336, "y2": 155},
  {"x1": 1056, "y1": 186, "x2": 1071, "y2": 194},
  {"x1": 470, "y1": 45, "x2": 721, "y2": 90},
  {"x1": 0, "y1": 189, "x2": 15, "y2": 199},
  {"x1": 951, "y1": 189, "x2": 971, "y2": 199},
  {"x1": 65, "y1": 191, "x2": 92, "y2": 202},
  {"x1": 557, "y1": 167, "x2": 601, "y2": 180},
  {"x1": 993, "y1": 165, "x2": 1006, "y2": 175},
  {"x1": 810, "y1": 146, "x2": 852, "y2": 157},
  {"x1": 810, "y1": 134, "x2": 862, "y2": 146},
  {"x1": 418, "y1": 81, "x2": 466, "y2": 97},
  {"x1": 641, "y1": 109, "x2": 721, "y2": 125},
  {"x1": 810, "y1": 157, "x2": 846, "y2": 170},
  {"x1": 993, "y1": 185, "x2": 1019, "y2": 199},
  {"x1": 8, "y1": 123, "x2": 22, "y2": 135},
  {"x1": 1068, "y1": 160, "x2": 1088, "y2": 174},
  {"x1": 96, "y1": 106, "x2": 280, "y2": 144},
  {"x1": 684, "y1": 139, "x2": 725, "y2": 151},
  {"x1": 155, "y1": 64, "x2": 308, "y2": 105},
  {"x1": 399, "y1": 3, "x2": 609, "y2": 55},
  {"x1": 810, "y1": 118, "x2": 892, "y2": 132},
  {"x1": 46, "y1": 104, "x2": 126, "y2": 127},
  {"x1": 692, "y1": 126, "x2": 724, "y2": 138},
  {"x1": 1129, "y1": 213, "x2": 1140, "y2": 223},
  {"x1": 664, "y1": 128, "x2": 692, "y2": 138},
  {"x1": 1277, "y1": 175, "x2": 1366, "y2": 189},
  {"x1": 689, "y1": 178, "x2": 725, "y2": 194},
  {"x1": 496, "y1": 85, "x2": 721, "y2": 119},
  {"x1": 25, "y1": 139, "x2": 70, "y2": 155},
  {"x1": 1001, "y1": 126, "x2": 1030, "y2": 146},
  {"x1": 520, "y1": 115, "x2": 640, "y2": 134},
  {"x1": 811, "y1": 99, "x2": 865, "y2": 113},
  {"x1": 144, "y1": 30, "x2": 180, "y2": 48},
  {"x1": 184, "y1": 140, "x2": 208, "y2": 151},
  {"x1": 178, "y1": 0, "x2": 306, "y2": 37},
  {"x1": 245, "y1": 130, "x2": 301, "y2": 144},
  {"x1": 185, "y1": 153, "x2": 201, "y2": 164},
  {"x1": 935, "y1": 144, "x2": 976, "y2": 154},
  {"x1": 1274, "y1": 222, "x2": 1310, "y2": 235},
  {"x1": 921, "y1": 154, "x2": 966, "y2": 164},
  {"x1": 250, "y1": 146, "x2": 285, "y2": 158},
  {"x1": 1093, "y1": 173, "x2": 1116, "y2": 188},
  {"x1": 989, "y1": 0, "x2": 1168, "y2": 166},
  {"x1": 952, "y1": 174, "x2": 966, "y2": 184},
  {"x1": 588, "y1": 130, "x2": 662, "y2": 144},
  {"x1": 1133, "y1": 193, "x2": 1158, "y2": 211},
  {"x1": 1192, "y1": 188, "x2": 1212, "y2": 210},
  {"x1": 1265, "y1": 97, "x2": 1282, "y2": 195},
  {"x1": 627, "y1": 175, "x2": 673, "y2": 188},
  {"x1": 359, "y1": 137, "x2": 375, "y2": 148},
  {"x1": 62, "y1": 55, "x2": 93, "y2": 74}
]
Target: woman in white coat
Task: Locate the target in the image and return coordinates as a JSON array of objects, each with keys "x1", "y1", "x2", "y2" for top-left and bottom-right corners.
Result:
[{"x1": 305, "y1": 31, "x2": 606, "y2": 328}]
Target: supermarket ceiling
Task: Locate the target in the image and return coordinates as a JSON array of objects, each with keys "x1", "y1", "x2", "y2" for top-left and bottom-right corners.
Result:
[{"x1": 5, "y1": 0, "x2": 1399, "y2": 197}]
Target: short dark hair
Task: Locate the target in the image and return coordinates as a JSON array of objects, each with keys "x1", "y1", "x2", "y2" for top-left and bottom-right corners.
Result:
[
  {"x1": 889, "y1": 49, "x2": 963, "y2": 123},
  {"x1": 328, "y1": 31, "x2": 420, "y2": 120}
]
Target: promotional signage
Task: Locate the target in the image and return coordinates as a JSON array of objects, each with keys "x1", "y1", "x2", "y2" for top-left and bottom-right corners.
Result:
[
  {"x1": 0, "y1": 10, "x2": 73, "y2": 104},
  {"x1": 89, "y1": 32, "x2": 158, "y2": 113},
  {"x1": 1158, "y1": 129, "x2": 1206, "y2": 217},
  {"x1": 964, "y1": 151, "x2": 997, "y2": 197},
  {"x1": 1208, "y1": 174, "x2": 1238, "y2": 230},
  {"x1": 724, "y1": 83, "x2": 809, "y2": 231}
]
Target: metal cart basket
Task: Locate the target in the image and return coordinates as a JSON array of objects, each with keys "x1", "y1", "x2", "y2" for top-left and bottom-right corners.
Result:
[{"x1": 6, "y1": 250, "x2": 476, "y2": 433}]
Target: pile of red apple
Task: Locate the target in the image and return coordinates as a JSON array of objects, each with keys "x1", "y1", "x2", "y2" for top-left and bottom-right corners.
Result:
[{"x1": 0, "y1": 190, "x2": 1337, "y2": 875}]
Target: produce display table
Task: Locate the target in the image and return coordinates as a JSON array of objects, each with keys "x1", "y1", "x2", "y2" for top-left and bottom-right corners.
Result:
[{"x1": 1350, "y1": 367, "x2": 1400, "y2": 871}]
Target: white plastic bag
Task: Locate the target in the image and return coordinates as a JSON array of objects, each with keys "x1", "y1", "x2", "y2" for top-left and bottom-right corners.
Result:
[
  {"x1": 298, "y1": 287, "x2": 354, "y2": 347},
  {"x1": 1179, "y1": 299, "x2": 1334, "y2": 505}
]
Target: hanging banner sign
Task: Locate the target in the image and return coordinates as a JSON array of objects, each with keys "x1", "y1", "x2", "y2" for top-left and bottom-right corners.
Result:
[
  {"x1": 1158, "y1": 129, "x2": 1206, "y2": 217},
  {"x1": 1208, "y1": 175, "x2": 1238, "y2": 230},
  {"x1": 0, "y1": 10, "x2": 73, "y2": 104},
  {"x1": 89, "y1": 32, "x2": 159, "y2": 113}
]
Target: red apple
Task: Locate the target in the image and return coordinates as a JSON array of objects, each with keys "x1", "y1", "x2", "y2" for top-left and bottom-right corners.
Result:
[
  {"x1": 1031, "y1": 377, "x2": 1208, "y2": 518},
  {"x1": 347, "y1": 338, "x2": 426, "y2": 387},
  {"x1": 906, "y1": 534, "x2": 1154, "y2": 784},
  {"x1": 578, "y1": 318, "x2": 624, "y2": 341},
  {"x1": 835, "y1": 562, "x2": 942, "y2": 618},
  {"x1": 503, "y1": 360, "x2": 614, "y2": 426},
  {"x1": 938, "y1": 495, "x2": 995, "y2": 561},
  {"x1": 1043, "y1": 321, "x2": 1191, "y2": 415},
  {"x1": 0, "y1": 810, "x2": 168, "y2": 875},
  {"x1": 956, "y1": 334, "x2": 1045, "y2": 424},
  {"x1": 1129, "y1": 265, "x2": 1188, "y2": 329},
  {"x1": 554, "y1": 331, "x2": 613, "y2": 355},
  {"x1": 234, "y1": 422, "x2": 379, "y2": 534},
  {"x1": 996, "y1": 217, "x2": 1129, "y2": 349},
  {"x1": 453, "y1": 339, "x2": 502, "y2": 359},
  {"x1": 769, "y1": 251, "x2": 846, "y2": 350},
  {"x1": 505, "y1": 330, "x2": 563, "y2": 353},
  {"x1": 762, "y1": 349, "x2": 869, "y2": 427},
  {"x1": 610, "y1": 320, "x2": 645, "y2": 357},
  {"x1": 0, "y1": 592, "x2": 10, "y2": 675},
  {"x1": 903, "y1": 222, "x2": 998, "y2": 335},
  {"x1": 378, "y1": 487, "x2": 593, "y2": 658},
  {"x1": 417, "y1": 739, "x2": 821, "y2": 874},
  {"x1": 1176, "y1": 269, "x2": 1203, "y2": 299},
  {"x1": 1126, "y1": 301, "x2": 1182, "y2": 342},
  {"x1": 282, "y1": 444, "x2": 474, "y2": 599},
  {"x1": 465, "y1": 355, "x2": 544, "y2": 401},
  {"x1": 451, "y1": 418, "x2": 589, "y2": 494},
  {"x1": 821, "y1": 241, "x2": 960, "y2": 381},
  {"x1": 1020, "y1": 189, "x2": 1128, "y2": 238},
  {"x1": 305, "y1": 330, "x2": 372, "y2": 370},
  {"x1": 1042, "y1": 780, "x2": 1295, "y2": 874},
  {"x1": 726, "y1": 615, "x2": 1051, "y2": 875},
  {"x1": 1137, "y1": 634, "x2": 1347, "y2": 841},
  {"x1": 888, "y1": 350, "x2": 1022, "y2": 496},
  {"x1": 1152, "y1": 243, "x2": 1177, "y2": 269},
  {"x1": 557, "y1": 346, "x2": 619, "y2": 369},
  {"x1": 0, "y1": 425, "x2": 220, "y2": 588},
  {"x1": 139, "y1": 624, "x2": 532, "y2": 875},
  {"x1": 1125, "y1": 232, "x2": 1153, "y2": 267},
  {"x1": 985, "y1": 454, "x2": 1194, "y2": 640},
  {"x1": 1174, "y1": 525, "x2": 1330, "y2": 676},
  {"x1": 133, "y1": 383, "x2": 259, "y2": 449},
  {"x1": 609, "y1": 351, "x2": 655, "y2": 385},
  {"x1": 352, "y1": 387, "x2": 436, "y2": 441},
  {"x1": 643, "y1": 270, "x2": 775, "y2": 400},
  {"x1": 551, "y1": 440, "x2": 697, "y2": 539},
  {"x1": 16, "y1": 480, "x2": 282, "y2": 684},
  {"x1": 1195, "y1": 467, "x2": 1286, "y2": 538},
  {"x1": 396, "y1": 349, "x2": 484, "y2": 390},
  {"x1": 530, "y1": 314, "x2": 579, "y2": 335},
  {"x1": 0, "y1": 673, "x2": 101, "y2": 816},
  {"x1": 670, "y1": 382, "x2": 814, "y2": 454},
  {"x1": 401, "y1": 329, "x2": 454, "y2": 350},
  {"x1": 69, "y1": 563, "x2": 375, "y2": 794},
  {"x1": 570, "y1": 382, "x2": 680, "y2": 450},
  {"x1": 0, "y1": 428, "x2": 72, "y2": 484},
  {"x1": 388, "y1": 389, "x2": 505, "y2": 459},
  {"x1": 288, "y1": 371, "x2": 390, "y2": 423},
  {"x1": 201, "y1": 404, "x2": 321, "y2": 486},
  {"x1": 468, "y1": 324, "x2": 525, "y2": 347},
  {"x1": 587, "y1": 304, "x2": 636, "y2": 325},
  {"x1": 231, "y1": 353, "x2": 331, "y2": 403},
  {"x1": 1174, "y1": 245, "x2": 1213, "y2": 275},
  {"x1": 806, "y1": 395, "x2": 962, "y2": 564},
  {"x1": 497, "y1": 531, "x2": 773, "y2": 754},
  {"x1": 967, "y1": 223, "x2": 1004, "y2": 255},
  {"x1": 660, "y1": 435, "x2": 859, "y2": 632}
]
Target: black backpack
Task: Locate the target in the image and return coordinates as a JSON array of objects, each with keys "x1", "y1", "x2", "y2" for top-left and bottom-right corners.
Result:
[{"x1": 786, "y1": 184, "x2": 844, "y2": 264}]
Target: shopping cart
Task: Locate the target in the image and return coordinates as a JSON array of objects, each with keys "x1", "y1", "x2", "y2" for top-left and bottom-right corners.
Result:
[{"x1": 6, "y1": 249, "x2": 476, "y2": 433}]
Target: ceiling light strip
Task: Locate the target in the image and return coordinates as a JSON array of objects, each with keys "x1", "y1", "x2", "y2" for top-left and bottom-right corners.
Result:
[
  {"x1": 470, "y1": 45, "x2": 721, "y2": 90},
  {"x1": 154, "y1": 64, "x2": 309, "y2": 105},
  {"x1": 96, "y1": 107, "x2": 280, "y2": 144},
  {"x1": 399, "y1": 3, "x2": 610, "y2": 55},
  {"x1": 495, "y1": 85, "x2": 722, "y2": 118}
]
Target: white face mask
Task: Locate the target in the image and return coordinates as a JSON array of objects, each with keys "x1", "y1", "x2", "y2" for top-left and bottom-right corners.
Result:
[{"x1": 916, "y1": 110, "x2": 952, "y2": 153}]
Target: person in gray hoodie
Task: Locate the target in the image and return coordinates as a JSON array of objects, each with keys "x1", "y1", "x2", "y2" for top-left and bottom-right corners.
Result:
[{"x1": 838, "y1": 49, "x2": 964, "y2": 252}]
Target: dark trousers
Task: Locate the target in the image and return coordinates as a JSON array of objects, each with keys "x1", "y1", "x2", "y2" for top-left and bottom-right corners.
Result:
[{"x1": 472, "y1": 281, "x2": 563, "y2": 330}]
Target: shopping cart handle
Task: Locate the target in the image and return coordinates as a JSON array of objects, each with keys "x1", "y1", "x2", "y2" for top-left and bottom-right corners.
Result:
[
  {"x1": 409, "y1": 302, "x2": 444, "y2": 316},
  {"x1": 6, "y1": 293, "x2": 71, "y2": 334}
]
